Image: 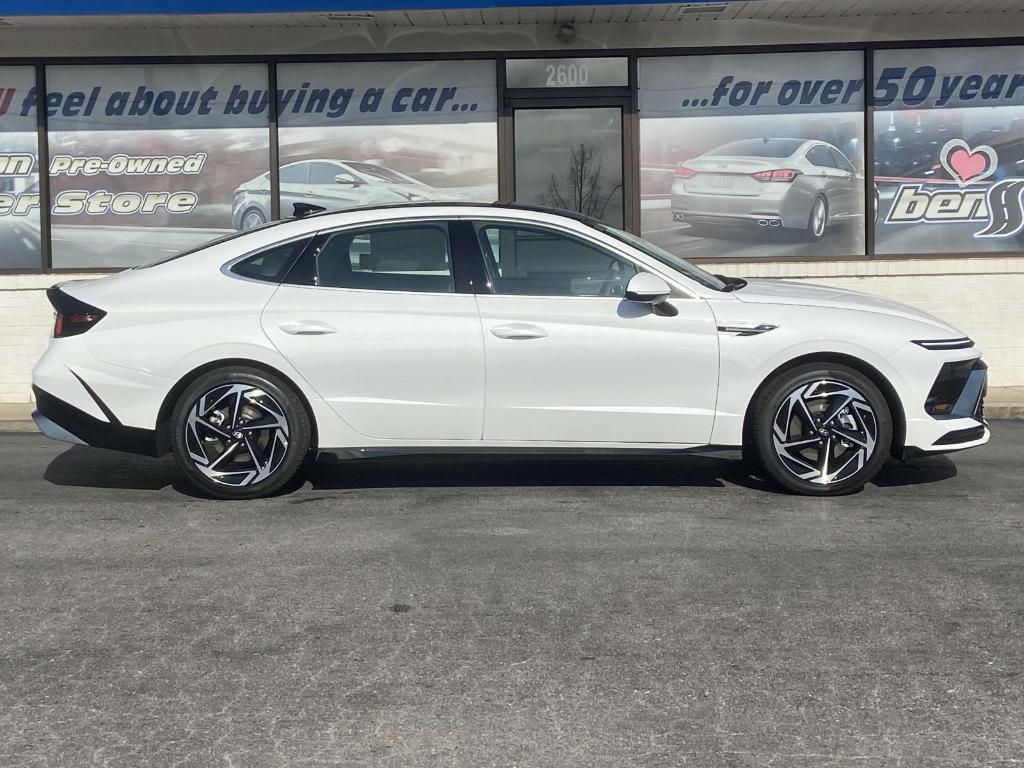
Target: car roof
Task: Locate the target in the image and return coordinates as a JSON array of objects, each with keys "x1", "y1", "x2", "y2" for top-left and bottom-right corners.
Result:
[
  {"x1": 288, "y1": 201, "x2": 602, "y2": 228},
  {"x1": 203, "y1": 202, "x2": 608, "y2": 260}
]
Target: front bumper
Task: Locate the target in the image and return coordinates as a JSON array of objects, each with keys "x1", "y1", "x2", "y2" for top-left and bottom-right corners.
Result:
[
  {"x1": 906, "y1": 358, "x2": 990, "y2": 455},
  {"x1": 32, "y1": 385, "x2": 159, "y2": 456}
]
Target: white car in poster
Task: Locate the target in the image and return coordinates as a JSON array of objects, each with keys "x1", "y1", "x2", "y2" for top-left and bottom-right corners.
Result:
[
  {"x1": 671, "y1": 138, "x2": 862, "y2": 239},
  {"x1": 32, "y1": 203, "x2": 988, "y2": 500},
  {"x1": 232, "y1": 159, "x2": 466, "y2": 229}
]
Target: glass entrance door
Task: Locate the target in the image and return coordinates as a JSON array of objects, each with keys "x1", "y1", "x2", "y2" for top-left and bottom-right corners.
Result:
[{"x1": 512, "y1": 106, "x2": 624, "y2": 228}]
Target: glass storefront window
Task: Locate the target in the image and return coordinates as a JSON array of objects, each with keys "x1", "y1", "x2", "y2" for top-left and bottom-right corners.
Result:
[
  {"x1": 8, "y1": 47, "x2": 1024, "y2": 271},
  {"x1": 639, "y1": 51, "x2": 866, "y2": 260},
  {"x1": 46, "y1": 64, "x2": 270, "y2": 268},
  {"x1": 513, "y1": 106, "x2": 624, "y2": 228},
  {"x1": 273, "y1": 61, "x2": 498, "y2": 225},
  {"x1": 874, "y1": 46, "x2": 1024, "y2": 255},
  {"x1": 0, "y1": 67, "x2": 42, "y2": 270}
]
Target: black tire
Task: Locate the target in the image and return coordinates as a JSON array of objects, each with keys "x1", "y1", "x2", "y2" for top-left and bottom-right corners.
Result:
[
  {"x1": 239, "y1": 207, "x2": 267, "y2": 230},
  {"x1": 746, "y1": 362, "x2": 893, "y2": 496},
  {"x1": 806, "y1": 195, "x2": 828, "y2": 240},
  {"x1": 170, "y1": 367, "x2": 312, "y2": 500}
]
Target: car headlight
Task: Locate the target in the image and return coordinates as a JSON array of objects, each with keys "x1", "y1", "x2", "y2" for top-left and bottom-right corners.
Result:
[{"x1": 912, "y1": 337, "x2": 974, "y2": 350}]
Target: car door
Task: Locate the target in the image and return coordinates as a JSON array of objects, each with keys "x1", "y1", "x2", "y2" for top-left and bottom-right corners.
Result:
[
  {"x1": 807, "y1": 144, "x2": 850, "y2": 217},
  {"x1": 469, "y1": 220, "x2": 720, "y2": 445},
  {"x1": 306, "y1": 161, "x2": 368, "y2": 211},
  {"x1": 828, "y1": 147, "x2": 860, "y2": 218},
  {"x1": 261, "y1": 219, "x2": 484, "y2": 441}
]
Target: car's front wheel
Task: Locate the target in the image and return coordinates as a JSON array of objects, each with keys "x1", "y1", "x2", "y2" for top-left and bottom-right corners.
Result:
[
  {"x1": 240, "y1": 207, "x2": 267, "y2": 230},
  {"x1": 170, "y1": 367, "x2": 312, "y2": 499},
  {"x1": 747, "y1": 363, "x2": 893, "y2": 495}
]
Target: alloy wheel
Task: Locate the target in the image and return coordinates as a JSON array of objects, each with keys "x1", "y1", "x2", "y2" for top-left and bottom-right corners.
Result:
[
  {"x1": 242, "y1": 210, "x2": 266, "y2": 230},
  {"x1": 811, "y1": 198, "x2": 827, "y2": 237},
  {"x1": 771, "y1": 379, "x2": 878, "y2": 486},
  {"x1": 184, "y1": 383, "x2": 290, "y2": 487}
]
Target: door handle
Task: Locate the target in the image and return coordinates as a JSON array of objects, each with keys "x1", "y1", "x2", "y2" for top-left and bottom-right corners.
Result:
[
  {"x1": 490, "y1": 323, "x2": 548, "y2": 340},
  {"x1": 279, "y1": 320, "x2": 336, "y2": 336}
]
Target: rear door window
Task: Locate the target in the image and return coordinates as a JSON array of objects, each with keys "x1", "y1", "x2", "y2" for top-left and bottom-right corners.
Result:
[
  {"x1": 807, "y1": 145, "x2": 837, "y2": 168},
  {"x1": 313, "y1": 223, "x2": 454, "y2": 293}
]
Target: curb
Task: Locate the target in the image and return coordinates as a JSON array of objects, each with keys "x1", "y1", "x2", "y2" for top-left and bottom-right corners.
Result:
[
  {"x1": 989, "y1": 405, "x2": 1024, "y2": 419},
  {"x1": 0, "y1": 421, "x2": 40, "y2": 433}
]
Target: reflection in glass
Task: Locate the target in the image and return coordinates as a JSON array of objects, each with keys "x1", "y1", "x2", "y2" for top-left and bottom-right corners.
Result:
[
  {"x1": 0, "y1": 67, "x2": 42, "y2": 270},
  {"x1": 275, "y1": 61, "x2": 498, "y2": 221},
  {"x1": 514, "y1": 107, "x2": 623, "y2": 228},
  {"x1": 46, "y1": 63, "x2": 270, "y2": 269}
]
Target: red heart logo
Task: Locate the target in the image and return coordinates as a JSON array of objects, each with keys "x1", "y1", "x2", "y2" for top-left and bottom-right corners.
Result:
[
  {"x1": 940, "y1": 140, "x2": 997, "y2": 186},
  {"x1": 948, "y1": 148, "x2": 988, "y2": 183}
]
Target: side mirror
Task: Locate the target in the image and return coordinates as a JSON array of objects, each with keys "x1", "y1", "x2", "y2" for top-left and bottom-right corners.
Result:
[
  {"x1": 335, "y1": 175, "x2": 361, "y2": 186},
  {"x1": 625, "y1": 273, "x2": 671, "y2": 305}
]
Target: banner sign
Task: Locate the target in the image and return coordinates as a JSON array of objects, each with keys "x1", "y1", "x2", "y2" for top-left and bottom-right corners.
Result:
[
  {"x1": 873, "y1": 46, "x2": 1024, "y2": 110},
  {"x1": 277, "y1": 61, "x2": 496, "y2": 127},
  {"x1": 638, "y1": 51, "x2": 866, "y2": 260},
  {"x1": 0, "y1": 62, "x2": 497, "y2": 130},
  {"x1": 640, "y1": 51, "x2": 865, "y2": 119},
  {"x1": 0, "y1": 60, "x2": 498, "y2": 268},
  {"x1": 873, "y1": 46, "x2": 1024, "y2": 255}
]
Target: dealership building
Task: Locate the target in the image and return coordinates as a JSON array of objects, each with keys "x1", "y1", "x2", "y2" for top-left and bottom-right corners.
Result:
[{"x1": 1, "y1": 0, "x2": 1024, "y2": 402}]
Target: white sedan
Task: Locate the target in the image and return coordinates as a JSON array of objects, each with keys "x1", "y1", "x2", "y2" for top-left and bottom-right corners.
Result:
[{"x1": 32, "y1": 203, "x2": 989, "y2": 499}]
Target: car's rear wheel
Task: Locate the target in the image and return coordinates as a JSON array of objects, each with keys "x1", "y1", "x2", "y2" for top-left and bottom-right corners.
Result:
[
  {"x1": 170, "y1": 367, "x2": 312, "y2": 499},
  {"x1": 806, "y1": 196, "x2": 828, "y2": 239},
  {"x1": 747, "y1": 363, "x2": 892, "y2": 495}
]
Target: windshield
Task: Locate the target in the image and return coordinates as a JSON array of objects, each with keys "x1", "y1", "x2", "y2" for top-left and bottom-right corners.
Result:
[{"x1": 595, "y1": 224, "x2": 727, "y2": 292}]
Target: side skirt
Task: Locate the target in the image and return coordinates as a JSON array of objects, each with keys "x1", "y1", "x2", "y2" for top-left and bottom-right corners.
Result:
[{"x1": 318, "y1": 445, "x2": 738, "y2": 461}]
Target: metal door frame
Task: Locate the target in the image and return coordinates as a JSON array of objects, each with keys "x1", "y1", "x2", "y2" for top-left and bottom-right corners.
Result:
[{"x1": 498, "y1": 57, "x2": 639, "y2": 233}]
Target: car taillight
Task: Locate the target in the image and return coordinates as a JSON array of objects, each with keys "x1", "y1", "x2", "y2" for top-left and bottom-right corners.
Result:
[
  {"x1": 675, "y1": 165, "x2": 698, "y2": 179},
  {"x1": 46, "y1": 286, "x2": 106, "y2": 338},
  {"x1": 751, "y1": 168, "x2": 801, "y2": 182}
]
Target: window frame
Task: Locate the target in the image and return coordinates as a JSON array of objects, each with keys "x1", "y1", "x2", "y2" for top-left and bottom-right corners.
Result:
[
  {"x1": 282, "y1": 217, "x2": 475, "y2": 295},
  {"x1": 806, "y1": 144, "x2": 838, "y2": 169},
  {"x1": 828, "y1": 148, "x2": 857, "y2": 174},
  {"x1": 278, "y1": 162, "x2": 309, "y2": 186},
  {"x1": 308, "y1": 161, "x2": 355, "y2": 186},
  {"x1": 221, "y1": 234, "x2": 317, "y2": 284},
  {"x1": 465, "y1": 218, "x2": 646, "y2": 300}
]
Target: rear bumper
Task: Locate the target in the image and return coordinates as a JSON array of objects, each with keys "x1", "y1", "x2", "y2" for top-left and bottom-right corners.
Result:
[
  {"x1": 670, "y1": 185, "x2": 811, "y2": 229},
  {"x1": 32, "y1": 385, "x2": 158, "y2": 456}
]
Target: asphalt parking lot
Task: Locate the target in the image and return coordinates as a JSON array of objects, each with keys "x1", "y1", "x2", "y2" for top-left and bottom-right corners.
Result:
[{"x1": 2, "y1": 424, "x2": 1023, "y2": 767}]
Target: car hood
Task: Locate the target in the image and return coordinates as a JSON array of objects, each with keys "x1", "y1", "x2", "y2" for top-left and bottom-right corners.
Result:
[{"x1": 732, "y1": 278, "x2": 961, "y2": 333}]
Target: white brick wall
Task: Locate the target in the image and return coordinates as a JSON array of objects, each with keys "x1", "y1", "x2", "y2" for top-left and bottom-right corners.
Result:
[
  {"x1": 2, "y1": 257, "x2": 1022, "y2": 403},
  {"x1": 0, "y1": 273, "x2": 98, "y2": 404}
]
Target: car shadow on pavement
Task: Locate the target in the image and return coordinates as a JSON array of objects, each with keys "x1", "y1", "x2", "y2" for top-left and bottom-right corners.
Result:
[
  {"x1": 44, "y1": 445, "x2": 182, "y2": 491},
  {"x1": 308, "y1": 452, "x2": 757, "y2": 491},
  {"x1": 43, "y1": 444, "x2": 958, "y2": 497}
]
